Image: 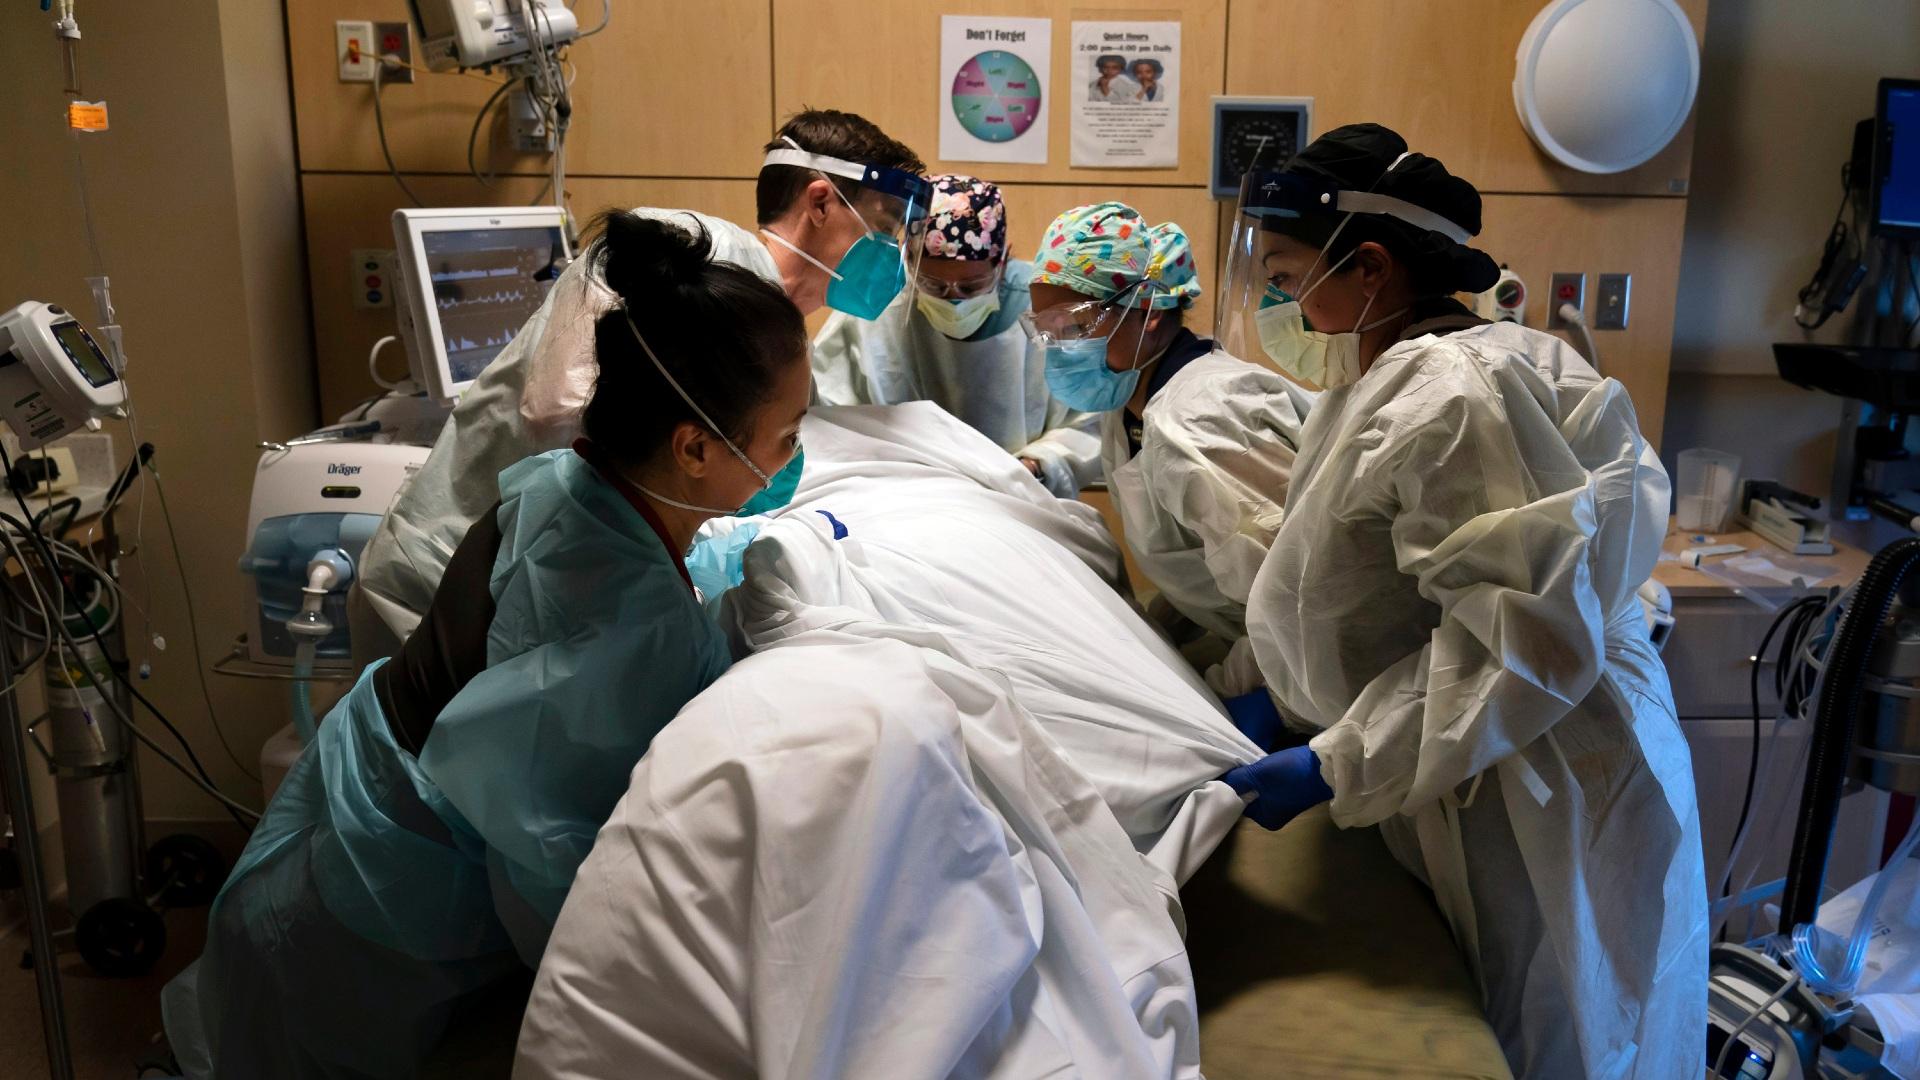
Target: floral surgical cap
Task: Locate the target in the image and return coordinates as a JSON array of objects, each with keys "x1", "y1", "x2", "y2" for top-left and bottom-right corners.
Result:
[
  {"x1": 1031, "y1": 202, "x2": 1200, "y2": 310},
  {"x1": 919, "y1": 175, "x2": 1005, "y2": 262}
]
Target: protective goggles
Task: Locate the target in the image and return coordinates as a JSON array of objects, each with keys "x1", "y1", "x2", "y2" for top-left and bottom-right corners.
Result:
[
  {"x1": 914, "y1": 262, "x2": 1003, "y2": 300},
  {"x1": 1018, "y1": 280, "x2": 1152, "y2": 347},
  {"x1": 762, "y1": 146, "x2": 933, "y2": 246}
]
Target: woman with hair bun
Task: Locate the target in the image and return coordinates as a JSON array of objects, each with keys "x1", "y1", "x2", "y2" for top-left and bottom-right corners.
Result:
[{"x1": 163, "y1": 209, "x2": 811, "y2": 1079}]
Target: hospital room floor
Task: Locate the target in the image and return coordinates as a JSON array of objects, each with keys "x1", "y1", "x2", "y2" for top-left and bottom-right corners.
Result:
[{"x1": 0, "y1": 903, "x2": 203, "y2": 1079}]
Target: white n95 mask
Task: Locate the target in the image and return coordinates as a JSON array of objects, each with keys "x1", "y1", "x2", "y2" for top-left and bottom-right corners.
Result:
[
  {"x1": 1255, "y1": 270, "x2": 1404, "y2": 392},
  {"x1": 916, "y1": 290, "x2": 1000, "y2": 339}
]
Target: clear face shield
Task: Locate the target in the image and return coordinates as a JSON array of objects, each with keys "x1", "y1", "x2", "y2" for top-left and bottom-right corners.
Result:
[
  {"x1": 1215, "y1": 170, "x2": 1342, "y2": 365},
  {"x1": 1215, "y1": 167, "x2": 1476, "y2": 381},
  {"x1": 762, "y1": 144, "x2": 932, "y2": 319}
]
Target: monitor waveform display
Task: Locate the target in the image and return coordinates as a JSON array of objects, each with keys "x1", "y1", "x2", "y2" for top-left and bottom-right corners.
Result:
[{"x1": 421, "y1": 226, "x2": 565, "y2": 385}]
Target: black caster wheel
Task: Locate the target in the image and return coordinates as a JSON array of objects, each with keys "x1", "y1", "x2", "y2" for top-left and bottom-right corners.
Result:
[
  {"x1": 76, "y1": 896, "x2": 166, "y2": 977},
  {"x1": 146, "y1": 833, "x2": 227, "y2": 908}
]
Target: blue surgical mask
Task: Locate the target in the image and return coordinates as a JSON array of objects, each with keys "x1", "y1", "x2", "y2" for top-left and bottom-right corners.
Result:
[
  {"x1": 1038, "y1": 291, "x2": 1154, "y2": 413},
  {"x1": 1045, "y1": 337, "x2": 1139, "y2": 413}
]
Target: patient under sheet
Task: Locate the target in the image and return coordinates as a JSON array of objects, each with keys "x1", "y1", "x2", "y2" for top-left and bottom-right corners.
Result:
[{"x1": 516, "y1": 404, "x2": 1261, "y2": 1079}]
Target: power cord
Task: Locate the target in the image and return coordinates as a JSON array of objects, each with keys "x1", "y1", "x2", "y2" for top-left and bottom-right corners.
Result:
[
  {"x1": 371, "y1": 56, "x2": 426, "y2": 208},
  {"x1": 1556, "y1": 302, "x2": 1601, "y2": 372}
]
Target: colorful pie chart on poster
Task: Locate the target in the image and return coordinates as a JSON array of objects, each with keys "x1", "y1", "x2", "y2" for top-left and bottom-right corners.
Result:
[{"x1": 951, "y1": 50, "x2": 1043, "y2": 143}]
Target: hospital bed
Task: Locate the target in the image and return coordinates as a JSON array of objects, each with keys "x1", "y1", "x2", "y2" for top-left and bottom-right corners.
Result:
[{"x1": 512, "y1": 404, "x2": 1511, "y2": 1079}]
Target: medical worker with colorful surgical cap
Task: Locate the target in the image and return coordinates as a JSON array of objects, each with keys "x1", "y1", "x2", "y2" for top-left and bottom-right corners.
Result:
[
  {"x1": 1214, "y1": 123, "x2": 1704, "y2": 1078},
  {"x1": 813, "y1": 175, "x2": 1101, "y2": 496},
  {"x1": 161, "y1": 209, "x2": 813, "y2": 1078},
  {"x1": 1023, "y1": 202, "x2": 1311, "y2": 702}
]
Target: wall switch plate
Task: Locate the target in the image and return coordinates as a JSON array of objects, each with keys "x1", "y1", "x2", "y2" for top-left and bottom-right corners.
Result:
[
  {"x1": 336, "y1": 20, "x2": 375, "y2": 83},
  {"x1": 351, "y1": 248, "x2": 397, "y2": 310},
  {"x1": 374, "y1": 21, "x2": 414, "y2": 83},
  {"x1": 1547, "y1": 272, "x2": 1585, "y2": 331},
  {"x1": 1596, "y1": 273, "x2": 1631, "y2": 330}
]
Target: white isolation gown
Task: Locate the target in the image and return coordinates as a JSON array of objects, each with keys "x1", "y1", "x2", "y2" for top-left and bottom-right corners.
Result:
[
  {"x1": 1245, "y1": 321, "x2": 1706, "y2": 1079},
  {"x1": 1101, "y1": 347, "x2": 1313, "y2": 697}
]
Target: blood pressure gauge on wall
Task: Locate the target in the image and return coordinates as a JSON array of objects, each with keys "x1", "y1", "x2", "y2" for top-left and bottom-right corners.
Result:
[{"x1": 1211, "y1": 97, "x2": 1314, "y2": 199}]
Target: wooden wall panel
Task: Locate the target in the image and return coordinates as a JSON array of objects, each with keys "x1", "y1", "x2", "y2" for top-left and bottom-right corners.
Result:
[
  {"x1": 286, "y1": 1, "x2": 772, "y2": 177},
  {"x1": 1474, "y1": 193, "x2": 1687, "y2": 441},
  {"x1": 773, "y1": 0, "x2": 1226, "y2": 186},
  {"x1": 1225, "y1": 0, "x2": 1706, "y2": 196},
  {"x1": 300, "y1": 174, "x2": 759, "y2": 417}
]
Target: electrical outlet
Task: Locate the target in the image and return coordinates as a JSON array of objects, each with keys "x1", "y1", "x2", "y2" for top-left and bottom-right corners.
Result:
[
  {"x1": 336, "y1": 20, "x2": 375, "y2": 83},
  {"x1": 1547, "y1": 272, "x2": 1585, "y2": 331},
  {"x1": 1596, "y1": 273, "x2": 1631, "y2": 330},
  {"x1": 374, "y1": 21, "x2": 413, "y2": 83},
  {"x1": 351, "y1": 248, "x2": 396, "y2": 310}
]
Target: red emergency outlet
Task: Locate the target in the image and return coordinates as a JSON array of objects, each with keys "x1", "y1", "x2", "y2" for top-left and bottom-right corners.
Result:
[
  {"x1": 383, "y1": 32, "x2": 403, "y2": 53},
  {"x1": 1556, "y1": 280, "x2": 1578, "y2": 301}
]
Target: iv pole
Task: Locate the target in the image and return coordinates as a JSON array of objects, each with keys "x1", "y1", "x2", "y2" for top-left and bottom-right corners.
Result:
[{"x1": 0, "y1": 601, "x2": 75, "y2": 1078}]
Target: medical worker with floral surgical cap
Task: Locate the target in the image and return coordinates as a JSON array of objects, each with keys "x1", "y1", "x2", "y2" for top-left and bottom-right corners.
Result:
[
  {"x1": 813, "y1": 175, "x2": 1101, "y2": 496},
  {"x1": 1023, "y1": 202, "x2": 1311, "y2": 707}
]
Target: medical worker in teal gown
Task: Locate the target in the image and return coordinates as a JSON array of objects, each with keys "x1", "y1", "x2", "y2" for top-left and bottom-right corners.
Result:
[{"x1": 162, "y1": 209, "x2": 814, "y2": 1078}]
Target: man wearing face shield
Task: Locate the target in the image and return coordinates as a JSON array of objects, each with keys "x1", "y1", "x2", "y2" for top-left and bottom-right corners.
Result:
[
  {"x1": 1216, "y1": 124, "x2": 1703, "y2": 1079},
  {"x1": 812, "y1": 175, "x2": 1101, "y2": 497},
  {"x1": 1023, "y1": 202, "x2": 1310, "y2": 699},
  {"x1": 350, "y1": 109, "x2": 927, "y2": 658}
]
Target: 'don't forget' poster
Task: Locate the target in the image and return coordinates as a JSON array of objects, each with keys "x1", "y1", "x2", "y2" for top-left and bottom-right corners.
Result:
[
  {"x1": 939, "y1": 15, "x2": 1052, "y2": 165},
  {"x1": 1071, "y1": 20, "x2": 1180, "y2": 168}
]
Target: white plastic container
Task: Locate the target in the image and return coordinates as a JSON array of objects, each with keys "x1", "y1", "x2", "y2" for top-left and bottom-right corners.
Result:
[{"x1": 1675, "y1": 448, "x2": 1742, "y2": 532}]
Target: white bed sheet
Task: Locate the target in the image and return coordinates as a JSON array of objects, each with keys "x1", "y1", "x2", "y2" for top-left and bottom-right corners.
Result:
[{"x1": 516, "y1": 404, "x2": 1259, "y2": 1079}]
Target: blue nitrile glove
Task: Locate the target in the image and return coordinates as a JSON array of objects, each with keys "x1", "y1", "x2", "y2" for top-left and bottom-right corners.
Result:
[
  {"x1": 1222, "y1": 746, "x2": 1334, "y2": 831},
  {"x1": 1224, "y1": 687, "x2": 1288, "y2": 754},
  {"x1": 686, "y1": 521, "x2": 761, "y2": 600}
]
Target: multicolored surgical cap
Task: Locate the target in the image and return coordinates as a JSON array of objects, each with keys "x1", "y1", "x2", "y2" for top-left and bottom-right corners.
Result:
[
  {"x1": 918, "y1": 174, "x2": 1006, "y2": 262},
  {"x1": 1031, "y1": 202, "x2": 1200, "y2": 310}
]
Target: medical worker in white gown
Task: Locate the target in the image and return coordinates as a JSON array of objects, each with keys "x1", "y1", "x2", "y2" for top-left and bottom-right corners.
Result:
[
  {"x1": 1214, "y1": 124, "x2": 1705, "y2": 1078},
  {"x1": 813, "y1": 174, "x2": 1102, "y2": 497},
  {"x1": 350, "y1": 109, "x2": 926, "y2": 656},
  {"x1": 1022, "y1": 202, "x2": 1311, "y2": 710}
]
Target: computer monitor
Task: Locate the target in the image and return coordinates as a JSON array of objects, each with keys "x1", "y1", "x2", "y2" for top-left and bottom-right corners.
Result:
[
  {"x1": 392, "y1": 207, "x2": 570, "y2": 401},
  {"x1": 1874, "y1": 78, "x2": 1920, "y2": 238}
]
